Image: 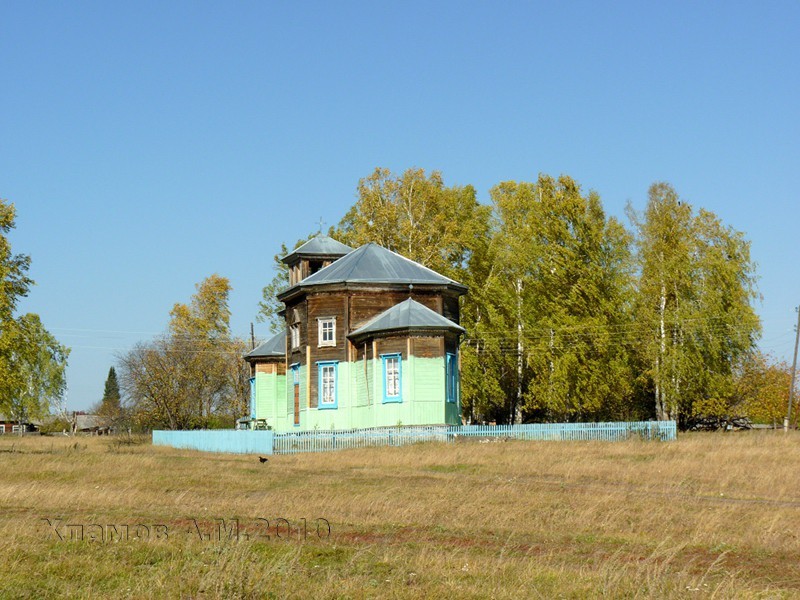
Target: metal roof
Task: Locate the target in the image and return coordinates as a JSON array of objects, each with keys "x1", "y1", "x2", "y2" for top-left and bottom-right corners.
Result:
[
  {"x1": 244, "y1": 329, "x2": 286, "y2": 360},
  {"x1": 281, "y1": 235, "x2": 354, "y2": 264},
  {"x1": 348, "y1": 298, "x2": 465, "y2": 339},
  {"x1": 285, "y1": 243, "x2": 467, "y2": 292}
]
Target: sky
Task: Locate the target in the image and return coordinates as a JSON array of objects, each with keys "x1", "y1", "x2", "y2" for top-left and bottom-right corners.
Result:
[{"x1": 2, "y1": 1, "x2": 798, "y2": 411}]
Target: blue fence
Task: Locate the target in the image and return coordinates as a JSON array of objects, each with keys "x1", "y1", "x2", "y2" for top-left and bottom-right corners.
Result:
[
  {"x1": 153, "y1": 421, "x2": 676, "y2": 456},
  {"x1": 272, "y1": 421, "x2": 676, "y2": 455},
  {"x1": 152, "y1": 429, "x2": 274, "y2": 454}
]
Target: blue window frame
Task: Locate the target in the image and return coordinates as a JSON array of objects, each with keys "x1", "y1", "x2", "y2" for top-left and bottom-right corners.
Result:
[
  {"x1": 317, "y1": 361, "x2": 338, "y2": 409},
  {"x1": 381, "y1": 353, "x2": 402, "y2": 403},
  {"x1": 446, "y1": 353, "x2": 457, "y2": 403},
  {"x1": 249, "y1": 376, "x2": 256, "y2": 419}
]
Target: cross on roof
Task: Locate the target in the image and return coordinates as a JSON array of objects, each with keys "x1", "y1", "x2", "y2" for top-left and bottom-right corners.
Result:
[{"x1": 317, "y1": 217, "x2": 326, "y2": 234}]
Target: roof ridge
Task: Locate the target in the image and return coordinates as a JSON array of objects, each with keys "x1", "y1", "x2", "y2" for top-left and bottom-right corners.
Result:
[
  {"x1": 348, "y1": 296, "x2": 465, "y2": 339},
  {"x1": 377, "y1": 245, "x2": 460, "y2": 284},
  {"x1": 344, "y1": 243, "x2": 371, "y2": 279},
  {"x1": 278, "y1": 241, "x2": 468, "y2": 297}
]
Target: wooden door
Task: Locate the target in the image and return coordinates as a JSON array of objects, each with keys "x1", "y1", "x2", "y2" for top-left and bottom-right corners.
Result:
[{"x1": 293, "y1": 382, "x2": 300, "y2": 425}]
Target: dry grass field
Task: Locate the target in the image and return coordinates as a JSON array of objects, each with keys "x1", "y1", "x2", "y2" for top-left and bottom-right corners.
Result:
[{"x1": 1, "y1": 431, "x2": 799, "y2": 599}]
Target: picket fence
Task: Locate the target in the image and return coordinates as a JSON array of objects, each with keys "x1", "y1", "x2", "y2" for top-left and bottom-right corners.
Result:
[{"x1": 272, "y1": 421, "x2": 676, "y2": 455}]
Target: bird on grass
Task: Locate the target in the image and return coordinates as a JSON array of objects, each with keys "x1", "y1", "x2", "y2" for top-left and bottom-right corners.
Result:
[{"x1": 259, "y1": 456, "x2": 269, "y2": 463}]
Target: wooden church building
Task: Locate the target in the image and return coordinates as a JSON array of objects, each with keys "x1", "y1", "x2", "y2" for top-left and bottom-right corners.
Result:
[{"x1": 243, "y1": 235, "x2": 467, "y2": 432}]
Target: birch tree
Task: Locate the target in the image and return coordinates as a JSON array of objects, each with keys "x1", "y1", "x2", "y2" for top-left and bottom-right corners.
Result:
[
  {"x1": 336, "y1": 167, "x2": 490, "y2": 282},
  {"x1": 0, "y1": 200, "x2": 69, "y2": 427},
  {"x1": 629, "y1": 183, "x2": 760, "y2": 425},
  {"x1": 485, "y1": 175, "x2": 635, "y2": 422},
  {"x1": 1, "y1": 314, "x2": 69, "y2": 430},
  {"x1": 335, "y1": 167, "x2": 496, "y2": 420}
]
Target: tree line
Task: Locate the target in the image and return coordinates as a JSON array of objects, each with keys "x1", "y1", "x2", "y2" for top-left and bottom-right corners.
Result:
[
  {"x1": 4, "y1": 173, "x2": 786, "y2": 433},
  {"x1": 258, "y1": 168, "x2": 788, "y2": 429},
  {"x1": 10, "y1": 166, "x2": 773, "y2": 432}
]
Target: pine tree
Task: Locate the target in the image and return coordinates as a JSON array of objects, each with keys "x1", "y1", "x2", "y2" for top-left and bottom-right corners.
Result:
[{"x1": 100, "y1": 367, "x2": 121, "y2": 415}]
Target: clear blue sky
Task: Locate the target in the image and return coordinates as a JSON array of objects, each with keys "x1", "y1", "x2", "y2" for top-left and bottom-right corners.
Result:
[{"x1": 2, "y1": 1, "x2": 798, "y2": 411}]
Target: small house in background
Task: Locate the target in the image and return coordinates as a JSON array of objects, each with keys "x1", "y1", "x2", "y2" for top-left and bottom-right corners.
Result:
[
  {"x1": 243, "y1": 235, "x2": 467, "y2": 432},
  {"x1": 72, "y1": 413, "x2": 111, "y2": 435},
  {"x1": 0, "y1": 415, "x2": 40, "y2": 434}
]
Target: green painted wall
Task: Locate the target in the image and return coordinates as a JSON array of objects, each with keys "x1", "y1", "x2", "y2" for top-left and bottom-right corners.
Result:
[
  {"x1": 254, "y1": 372, "x2": 275, "y2": 422},
  {"x1": 254, "y1": 371, "x2": 287, "y2": 429},
  {"x1": 254, "y1": 356, "x2": 461, "y2": 433}
]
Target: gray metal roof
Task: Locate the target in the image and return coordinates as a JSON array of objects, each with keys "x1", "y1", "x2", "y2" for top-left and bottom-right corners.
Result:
[
  {"x1": 244, "y1": 329, "x2": 286, "y2": 360},
  {"x1": 281, "y1": 235, "x2": 353, "y2": 264},
  {"x1": 287, "y1": 243, "x2": 467, "y2": 291},
  {"x1": 348, "y1": 298, "x2": 465, "y2": 339}
]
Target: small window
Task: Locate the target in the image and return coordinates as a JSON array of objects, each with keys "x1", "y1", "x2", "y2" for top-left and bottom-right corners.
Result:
[
  {"x1": 318, "y1": 362, "x2": 338, "y2": 409},
  {"x1": 318, "y1": 317, "x2": 336, "y2": 347},
  {"x1": 309, "y1": 260, "x2": 323, "y2": 275},
  {"x1": 290, "y1": 325, "x2": 300, "y2": 349},
  {"x1": 446, "y1": 352, "x2": 457, "y2": 403},
  {"x1": 382, "y1": 354, "x2": 402, "y2": 403}
]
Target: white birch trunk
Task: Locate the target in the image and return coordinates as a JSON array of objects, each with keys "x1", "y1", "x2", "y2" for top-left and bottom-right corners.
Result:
[
  {"x1": 515, "y1": 278, "x2": 523, "y2": 425},
  {"x1": 658, "y1": 284, "x2": 667, "y2": 420}
]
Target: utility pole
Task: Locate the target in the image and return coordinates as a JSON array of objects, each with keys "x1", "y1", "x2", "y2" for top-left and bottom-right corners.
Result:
[
  {"x1": 250, "y1": 322, "x2": 256, "y2": 351},
  {"x1": 786, "y1": 307, "x2": 800, "y2": 431}
]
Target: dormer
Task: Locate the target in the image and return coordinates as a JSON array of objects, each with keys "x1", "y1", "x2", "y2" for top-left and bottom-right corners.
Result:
[{"x1": 281, "y1": 235, "x2": 354, "y2": 286}]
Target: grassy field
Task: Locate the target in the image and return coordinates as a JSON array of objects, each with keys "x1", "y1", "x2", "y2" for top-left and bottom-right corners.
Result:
[{"x1": 1, "y1": 431, "x2": 799, "y2": 599}]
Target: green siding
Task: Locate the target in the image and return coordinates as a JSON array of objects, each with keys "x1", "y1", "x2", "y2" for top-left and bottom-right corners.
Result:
[
  {"x1": 254, "y1": 372, "x2": 275, "y2": 422},
  {"x1": 254, "y1": 355, "x2": 460, "y2": 433}
]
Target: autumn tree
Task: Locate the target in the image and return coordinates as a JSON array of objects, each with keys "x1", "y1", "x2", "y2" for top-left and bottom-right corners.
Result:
[
  {"x1": 0, "y1": 199, "x2": 34, "y2": 406},
  {"x1": 334, "y1": 167, "x2": 494, "y2": 421},
  {"x1": 467, "y1": 175, "x2": 635, "y2": 423},
  {"x1": 335, "y1": 167, "x2": 491, "y2": 282},
  {"x1": 1, "y1": 313, "x2": 69, "y2": 430},
  {"x1": 120, "y1": 275, "x2": 249, "y2": 430},
  {"x1": 0, "y1": 200, "x2": 69, "y2": 429},
  {"x1": 734, "y1": 351, "x2": 793, "y2": 428},
  {"x1": 629, "y1": 183, "x2": 760, "y2": 426},
  {"x1": 0, "y1": 200, "x2": 32, "y2": 322}
]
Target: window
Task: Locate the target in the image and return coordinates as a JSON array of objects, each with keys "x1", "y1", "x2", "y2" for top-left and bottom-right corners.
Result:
[
  {"x1": 382, "y1": 354, "x2": 402, "y2": 403},
  {"x1": 317, "y1": 317, "x2": 336, "y2": 347},
  {"x1": 318, "y1": 361, "x2": 338, "y2": 409},
  {"x1": 446, "y1": 352, "x2": 457, "y2": 403},
  {"x1": 309, "y1": 260, "x2": 323, "y2": 275},
  {"x1": 290, "y1": 324, "x2": 300, "y2": 349}
]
